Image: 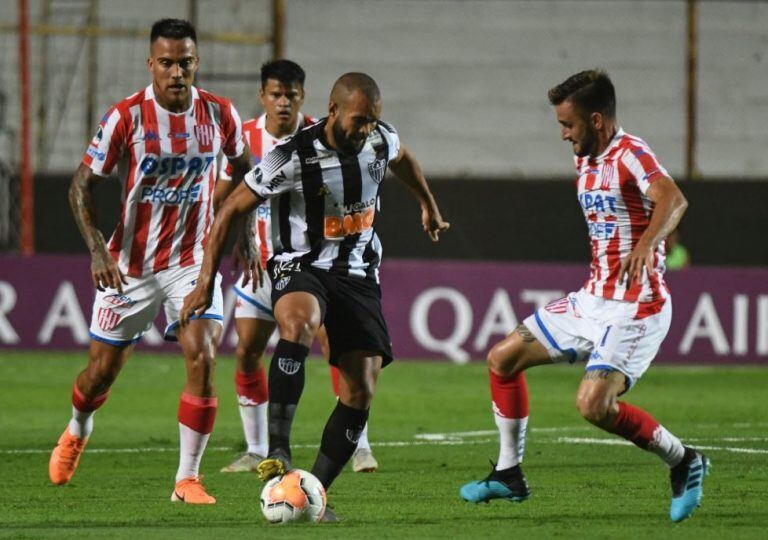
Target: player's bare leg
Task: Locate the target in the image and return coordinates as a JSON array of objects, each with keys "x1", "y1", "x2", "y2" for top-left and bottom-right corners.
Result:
[
  {"x1": 323, "y1": 327, "x2": 378, "y2": 473},
  {"x1": 49, "y1": 340, "x2": 133, "y2": 485},
  {"x1": 257, "y1": 291, "x2": 321, "y2": 481},
  {"x1": 576, "y1": 369, "x2": 709, "y2": 522},
  {"x1": 171, "y1": 319, "x2": 221, "y2": 504},
  {"x1": 221, "y1": 317, "x2": 275, "y2": 472},
  {"x1": 311, "y1": 350, "x2": 382, "y2": 522},
  {"x1": 460, "y1": 324, "x2": 551, "y2": 503}
]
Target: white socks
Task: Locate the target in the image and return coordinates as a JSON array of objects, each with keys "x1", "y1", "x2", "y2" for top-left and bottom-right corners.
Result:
[
  {"x1": 356, "y1": 422, "x2": 371, "y2": 451},
  {"x1": 68, "y1": 406, "x2": 94, "y2": 439},
  {"x1": 239, "y1": 401, "x2": 268, "y2": 456},
  {"x1": 649, "y1": 425, "x2": 686, "y2": 467},
  {"x1": 176, "y1": 423, "x2": 211, "y2": 482},
  {"x1": 495, "y1": 415, "x2": 528, "y2": 470}
]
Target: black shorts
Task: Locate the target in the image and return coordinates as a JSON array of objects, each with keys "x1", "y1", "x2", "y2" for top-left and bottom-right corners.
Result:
[{"x1": 269, "y1": 261, "x2": 393, "y2": 367}]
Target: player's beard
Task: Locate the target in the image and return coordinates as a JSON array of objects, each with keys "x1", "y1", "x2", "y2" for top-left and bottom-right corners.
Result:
[
  {"x1": 575, "y1": 126, "x2": 598, "y2": 158},
  {"x1": 332, "y1": 117, "x2": 366, "y2": 156}
]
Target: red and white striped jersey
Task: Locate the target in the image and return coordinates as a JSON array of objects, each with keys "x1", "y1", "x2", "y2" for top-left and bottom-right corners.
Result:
[
  {"x1": 219, "y1": 113, "x2": 314, "y2": 269},
  {"x1": 82, "y1": 85, "x2": 245, "y2": 278},
  {"x1": 575, "y1": 128, "x2": 672, "y2": 314}
]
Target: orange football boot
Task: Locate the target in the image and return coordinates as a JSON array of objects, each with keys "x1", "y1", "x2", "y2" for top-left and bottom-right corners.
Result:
[
  {"x1": 171, "y1": 476, "x2": 217, "y2": 504},
  {"x1": 49, "y1": 427, "x2": 88, "y2": 485}
]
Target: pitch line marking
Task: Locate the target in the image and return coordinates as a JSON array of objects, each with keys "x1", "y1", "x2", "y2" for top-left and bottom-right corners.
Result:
[
  {"x1": 4, "y1": 434, "x2": 767, "y2": 455},
  {"x1": 556, "y1": 437, "x2": 768, "y2": 455}
]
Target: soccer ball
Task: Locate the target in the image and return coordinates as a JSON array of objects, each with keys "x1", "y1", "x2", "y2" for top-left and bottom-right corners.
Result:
[{"x1": 260, "y1": 469, "x2": 327, "y2": 523}]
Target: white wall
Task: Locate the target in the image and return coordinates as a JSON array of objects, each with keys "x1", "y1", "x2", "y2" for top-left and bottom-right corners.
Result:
[{"x1": 0, "y1": 0, "x2": 765, "y2": 177}]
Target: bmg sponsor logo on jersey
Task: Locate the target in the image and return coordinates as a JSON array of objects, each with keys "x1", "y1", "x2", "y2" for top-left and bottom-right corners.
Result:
[
  {"x1": 140, "y1": 184, "x2": 201, "y2": 205},
  {"x1": 324, "y1": 197, "x2": 376, "y2": 239},
  {"x1": 139, "y1": 154, "x2": 215, "y2": 177}
]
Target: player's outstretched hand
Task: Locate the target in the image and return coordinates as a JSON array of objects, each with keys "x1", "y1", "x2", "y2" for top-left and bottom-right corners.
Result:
[
  {"x1": 422, "y1": 206, "x2": 450, "y2": 242},
  {"x1": 619, "y1": 241, "x2": 654, "y2": 286},
  {"x1": 180, "y1": 282, "x2": 213, "y2": 327},
  {"x1": 241, "y1": 258, "x2": 265, "y2": 292},
  {"x1": 91, "y1": 252, "x2": 128, "y2": 294}
]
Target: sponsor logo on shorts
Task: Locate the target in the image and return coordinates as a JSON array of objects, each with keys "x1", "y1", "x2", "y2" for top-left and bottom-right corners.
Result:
[
  {"x1": 103, "y1": 293, "x2": 136, "y2": 309},
  {"x1": 274, "y1": 276, "x2": 291, "y2": 291},
  {"x1": 277, "y1": 357, "x2": 301, "y2": 375},
  {"x1": 345, "y1": 428, "x2": 362, "y2": 444},
  {"x1": 97, "y1": 307, "x2": 121, "y2": 331},
  {"x1": 545, "y1": 298, "x2": 569, "y2": 314},
  {"x1": 86, "y1": 146, "x2": 106, "y2": 161}
]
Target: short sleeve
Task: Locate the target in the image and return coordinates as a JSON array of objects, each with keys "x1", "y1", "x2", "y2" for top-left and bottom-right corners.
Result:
[
  {"x1": 82, "y1": 107, "x2": 126, "y2": 177},
  {"x1": 378, "y1": 120, "x2": 401, "y2": 162},
  {"x1": 220, "y1": 102, "x2": 246, "y2": 159},
  {"x1": 244, "y1": 145, "x2": 297, "y2": 199},
  {"x1": 621, "y1": 143, "x2": 671, "y2": 194},
  {"x1": 218, "y1": 155, "x2": 234, "y2": 181}
]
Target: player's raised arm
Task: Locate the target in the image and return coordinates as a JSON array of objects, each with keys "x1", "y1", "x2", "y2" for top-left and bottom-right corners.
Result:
[
  {"x1": 180, "y1": 182, "x2": 265, "y2": 325},
  {"x1": 69, "y1": 163, "x2": 128, "y2": 293},
  {"x1": 388, "y1": 145, "x2": 450, "y2": 242},
  {"x1": 619, "y1": 177, "x2": 688, "y2": 286}
]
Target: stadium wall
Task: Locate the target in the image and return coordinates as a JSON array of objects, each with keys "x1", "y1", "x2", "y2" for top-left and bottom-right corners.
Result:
[
  {"x1": 0, "y1": 1, "x2": 766, "y2": 177},
  {"x1": 1, "y1": 255, "x2": 766, "y2": 365},
  {"x1": 32, "y1": 173, "x2": 768, "y2": 266}
]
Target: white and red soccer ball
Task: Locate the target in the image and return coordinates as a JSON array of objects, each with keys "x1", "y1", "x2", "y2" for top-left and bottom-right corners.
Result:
[{"x1": 260, "y1": 469, "x2": 327, "y2": 523}]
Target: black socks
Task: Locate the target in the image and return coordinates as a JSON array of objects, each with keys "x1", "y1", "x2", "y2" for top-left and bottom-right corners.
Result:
[
  {"x1": 311, "y1": 401, "x2": 369, "y2": 489},
  {"x1": 267, "y1": 339, "x2": 309, "y2": 455}
]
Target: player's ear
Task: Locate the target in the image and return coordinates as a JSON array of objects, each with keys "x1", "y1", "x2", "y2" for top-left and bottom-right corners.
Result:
[
  {"x1": 590, "y1": 111, "x2": 603, "y2": 130},
  {"x1": 328, "y1": 100, "x2": 338, "y2": 118}
]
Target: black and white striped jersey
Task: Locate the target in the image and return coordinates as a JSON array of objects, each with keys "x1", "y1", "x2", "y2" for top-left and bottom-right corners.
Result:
[{"x1": 243, "y1": 118, "x2": 400, "y2": 281}]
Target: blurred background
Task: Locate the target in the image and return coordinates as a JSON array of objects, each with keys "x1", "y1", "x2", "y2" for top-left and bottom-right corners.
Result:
[{"x1": 0, "y1": 0, "x2": 766, "y2": 363}]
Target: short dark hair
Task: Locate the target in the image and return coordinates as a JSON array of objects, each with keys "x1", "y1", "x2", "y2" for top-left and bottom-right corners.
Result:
[
  {"x1": 260, "y1": 59, "x2": 306, "y2": 88},
  {"x1": 150, "y1": 18, "x2": 197, "y2": 45},
  {"x1": 548, "y1": 69, "x2": 616, "y2": 119},
  {"x1": 332, "y1": 72, "x2": 381, "y2": 103}
]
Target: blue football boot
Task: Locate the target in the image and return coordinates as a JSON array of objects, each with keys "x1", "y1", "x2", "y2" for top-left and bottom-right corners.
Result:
[
  {"x1": 669, "y1": 447, "x2": 710, "y2": 523},
  {"x1": 460, "y1": 462, "x2": 530, "y2": 503}
]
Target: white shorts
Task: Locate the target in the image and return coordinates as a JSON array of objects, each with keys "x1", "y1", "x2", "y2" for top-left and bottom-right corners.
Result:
[
  {"x1": 89, "y1": 265, "x2": 224, "y2": 346},
  {"x1": 233, "y1": 272, "x2": 275, "y2": 322},
  {"x1": 523, "y1": 288, "x2": 672, "y2": 391}
]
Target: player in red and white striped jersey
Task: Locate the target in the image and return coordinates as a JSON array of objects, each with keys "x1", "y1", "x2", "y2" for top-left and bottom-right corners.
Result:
[
  {"x1": 216, "y1": 60, "x2": 378, "y2": 475},
  {"x1": 462, "y1": 70, "x2": 708, "y2": 523},
  {"x1": 48, "y1": 19, "x2": 252, "y2": 505}
]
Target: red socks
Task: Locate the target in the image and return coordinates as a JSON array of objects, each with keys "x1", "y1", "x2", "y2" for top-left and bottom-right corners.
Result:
[
  {"x1": 178, "y1": 393, "x2": 217, "y2": 434},
  {"x1": 235, "y1": 368, "x2": 268, "y2": 405},
  {"x1": 72, "y1": 384, "x2": 109, "y2": 412},
  {"x1": 607, "y1": 401, "x2": 659, "y2": 449},
  {"x1": 330, "y1": 365, "x2": 341, "y2": 397},
  {"x1": 489, "y1": 370, "x2": 529, "y2": 418}
]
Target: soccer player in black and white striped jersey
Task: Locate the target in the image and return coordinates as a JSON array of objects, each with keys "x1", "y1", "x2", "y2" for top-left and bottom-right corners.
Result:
[{"x1": 181, "y1": 72, "x2": 449, "y2": 517}]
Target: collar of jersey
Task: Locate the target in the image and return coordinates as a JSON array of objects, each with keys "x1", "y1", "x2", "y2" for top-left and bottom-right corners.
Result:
[
  {"x1": 595, "y1": 126, "x2": 625, "y2": 161},
  {"x1": 145, "y1": 84, "x2": 198, "y2": 116}
]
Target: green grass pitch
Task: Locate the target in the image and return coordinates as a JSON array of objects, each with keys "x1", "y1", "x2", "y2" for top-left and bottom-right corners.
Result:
[{"x1": 1, "y1": 351, "x2": 767, "y2": 539}]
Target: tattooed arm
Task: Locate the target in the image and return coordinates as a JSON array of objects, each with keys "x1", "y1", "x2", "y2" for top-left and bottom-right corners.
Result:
[{"x1": 69, "y1": 163, "x2": 128, "y2": 293}]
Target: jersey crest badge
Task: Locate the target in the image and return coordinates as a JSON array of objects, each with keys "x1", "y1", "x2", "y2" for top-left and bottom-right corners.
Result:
[
  {"x1": 194, "y1": 124, "x2": 214, "y2": 147},
  {"x1": 600, "y1": 161, "x2": 615, "y2": 190},
  {"x1": 97, "y1": 307, "x2": 121, "y2": 331},
  {"x1": 367, "y1": 158, "x2": 386, "y2": 184}
]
